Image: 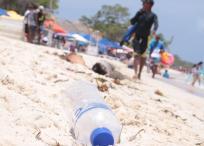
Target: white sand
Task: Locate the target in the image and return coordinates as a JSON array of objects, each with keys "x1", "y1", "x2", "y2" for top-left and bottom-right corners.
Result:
[{"x1": 0, "y1": 22, "x2": 204, "y2": 146}]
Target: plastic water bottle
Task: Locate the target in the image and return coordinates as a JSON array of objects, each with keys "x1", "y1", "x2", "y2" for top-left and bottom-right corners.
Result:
[{"x1": 66, "y1": 80, "x2": 122, "y2": 146}]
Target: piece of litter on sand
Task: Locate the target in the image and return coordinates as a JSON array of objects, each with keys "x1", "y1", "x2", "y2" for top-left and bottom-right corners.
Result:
[
  {"x1": 54, "y1": 79, "x2": 69, "y2": 83},
  {"x1": 154, "y1": 98, "x2": 162, "y2": 103},
  {"x1": 129, "y1": 129, "x2": 145, "y2": 142},
  {"x1": 98, "y1": 84, "x2": 109, "y2": 92},
  {"x1": 66, "y1": 68, "x2": 86, "y2": 74},
  {"x1": 95, "y1": 77, "x2": 107, "y2": 83},
  {"x1": 95, "y1": 78, "x2": 109, "y2": 92},
  {"x1": 113, "y1": 79, "x2": 122, "y2": 85},
  {"x1": 196, "y1": 142, "x2": 204, "y2": 146},
  {"x1": 163, "y1": 109, "x2": 187, "y2": 122},
  {"x1": 35, "y1": 129, "x2": 42, "y2": 140},
  {"x1": 155, "y1": 89, "x2": 164, "y2": 96},
  {"x1": 193, "y1": 114, "x2": 204, "y2": 122}
]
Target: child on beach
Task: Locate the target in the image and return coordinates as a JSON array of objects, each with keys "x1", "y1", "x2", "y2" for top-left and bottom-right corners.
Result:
[
  {"x1": 148, "y1": 35, "x2": 164, "y2": 78},
  {"x1": 163, "y1": 70, "x2": 170, "y2": 79}
]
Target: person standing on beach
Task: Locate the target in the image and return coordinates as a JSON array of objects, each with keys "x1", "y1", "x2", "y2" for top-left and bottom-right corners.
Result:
[
  {"x1": 148, "y1": 35, "x2": 164, "y2": 78},
  {"x1": 131, "y1": 0, "x2": 158, "y2": 79},
  {"x1": 36, "y1": 5, "x2": 46, "y2": 44},
  {"x1": 27, "y1": 5, "x2": 37, "y2": 43},
  {"x1": 191, "y1": 62, "x2": 203, "y2": 86},
  {"x1": 24, "y1": 5, "x2": 33, "y2": 41}
]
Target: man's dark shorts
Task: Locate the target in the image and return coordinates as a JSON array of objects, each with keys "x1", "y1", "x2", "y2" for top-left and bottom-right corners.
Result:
[{"x1": 132, "y1": 35, "x2": 148, "y2": 56}]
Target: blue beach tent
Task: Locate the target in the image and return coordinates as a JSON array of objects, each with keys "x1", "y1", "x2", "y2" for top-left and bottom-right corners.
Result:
[
  {"x1": 81, "y1": 34, "x2": 97, "y2": 45},
  {"x1": 98, "y1": 38, "x2": 122, "y2": 54},
  {"x1": 0, "y1": 8, "x2": 8, "y2": 16}
]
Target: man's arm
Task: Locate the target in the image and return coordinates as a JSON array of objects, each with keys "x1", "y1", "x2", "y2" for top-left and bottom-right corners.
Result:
[{"x1": 152, "y1": 14, "x2": 159, "y2": 33}]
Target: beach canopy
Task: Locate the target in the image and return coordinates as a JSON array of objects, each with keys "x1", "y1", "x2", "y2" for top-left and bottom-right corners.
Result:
[
  {"x1": 7, "y1": 10, "x2": 23, "y2": 20},
  {"x1": 98, "y1": 38, "x2": 122, "y2": 54},
  {"x1": 66, "y1": 33, "x2": 89, "y2": 43},
  {"x1": 55, "y1": 32, "x2": 68, "y2": 37},
  {"x1": 99, "y1": 38, "x2": 121, "y2": 49},
  {"x1": 80, "y1": 34, "x2": 96, "y2": 45},
  {"x1": 0, "y1": 8, "x2": 8, "y2": 16},
  {"x1": 44, "y1": 19, "x2": 65, "y2": 33},
  {"x1": 72, "y1": 34, "x2": 88, "y2": 43},
  {"x1": 111, "y1": 41, "x2": 121, "y2": 49}
]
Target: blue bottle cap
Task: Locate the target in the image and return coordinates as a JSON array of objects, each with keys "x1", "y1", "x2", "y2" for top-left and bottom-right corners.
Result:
[{"x1": 90, "y1": 127, "x2": 114, "y2": 146}]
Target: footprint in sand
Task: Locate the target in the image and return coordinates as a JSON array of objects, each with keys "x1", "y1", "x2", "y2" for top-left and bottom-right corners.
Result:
[{"x1": 1, "y1": 75, "x2": 33, "y2": 96}]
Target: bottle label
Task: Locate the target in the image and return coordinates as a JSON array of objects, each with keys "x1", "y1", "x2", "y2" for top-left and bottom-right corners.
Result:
[{"x1": 74, "y1": 103, "x2": 111, "y2": 124}]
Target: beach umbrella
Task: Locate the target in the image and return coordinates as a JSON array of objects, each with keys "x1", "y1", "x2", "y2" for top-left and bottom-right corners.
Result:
[
  {"x1": 0, "y1": 8, "x2": 8, "y2": 16},
  {"x1": 80, "y1": 34, "x2": 96, "y2": 44},
  {"x1": 71, "y1": 34, "x2": 88, "y2": 43},
  {"x1": 44, "y1": 19, "x2": 65, "y2": 33}
]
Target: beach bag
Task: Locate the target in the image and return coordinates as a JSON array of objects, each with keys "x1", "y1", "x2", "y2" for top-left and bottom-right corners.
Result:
[{"x1": 122, "y1": 24, "x2": 137, "y2": 43}]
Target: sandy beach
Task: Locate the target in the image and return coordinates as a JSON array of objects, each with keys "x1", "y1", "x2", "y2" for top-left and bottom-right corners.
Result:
[{"x1": 0, "y1": 19, "x2": 204, "y2": 146}]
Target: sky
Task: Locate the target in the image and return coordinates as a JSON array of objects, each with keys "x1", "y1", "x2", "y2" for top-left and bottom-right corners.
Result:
[{"x1": 58, "y1": 0, "x2": 204, "y2": 63}]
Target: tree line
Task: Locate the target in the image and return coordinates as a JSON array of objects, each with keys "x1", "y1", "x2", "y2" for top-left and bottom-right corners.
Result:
[
  {"x1": 0, "y1": 0, "x2": 58, "y2": 15},
  {"x1": 80, "y1": 4, "x2": 130, "y2": 42}
]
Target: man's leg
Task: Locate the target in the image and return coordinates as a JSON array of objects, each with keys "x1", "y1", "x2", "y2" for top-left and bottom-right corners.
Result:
[
  {"x1": 28, "y1": 26, "x2": 33, "y2": 43},
  {"x1": 132, "y1": 36, "x2": 141, "y2": 79},
  {"x1": 134, "y1": 55, "x2": 140, "y2": 78},
  {"x1": 37, "y1": 26, "x2": 41, "y2": 44},
  {"x1": 191, "y1": 75, "x2": 197, "y2": 86},
  {"x1": 32, "y1": 26, "x2": 37, "y2": 43},
  {"x1": 138, "y1": 56, "x2": 146, "y2": 79},
  {"x1": 29, "y1": 26, "x2": 35, "y2": 43},
  {"x1": 151, "y1": 64, "x2": 157, "y2": 78},
  {"x1": 137, "y1": 36, "x2": 148, "y2": 79},
  {"x1": 146, "y1": 58, "x2": 151, "y2": 73}
]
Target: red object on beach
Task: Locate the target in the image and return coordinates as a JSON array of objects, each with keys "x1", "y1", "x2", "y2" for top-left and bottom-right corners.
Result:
[
  {"x1": 161, "y1": 52, "x2": 174, "y2": 66},
  {"x1": 44, "y1": 19, "x2": 65, "y2": 33}
]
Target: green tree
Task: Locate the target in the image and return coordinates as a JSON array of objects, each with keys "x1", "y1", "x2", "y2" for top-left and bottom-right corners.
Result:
[
  {"x1": 173, "y1": 55, "x2": 193, "y2": 67},
  {"x1": 80, "y1": 4, "x2": 130, "y2": 41},
  {"x1": 35, "y1": 0, "x2": 59, "y2": 10}
]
